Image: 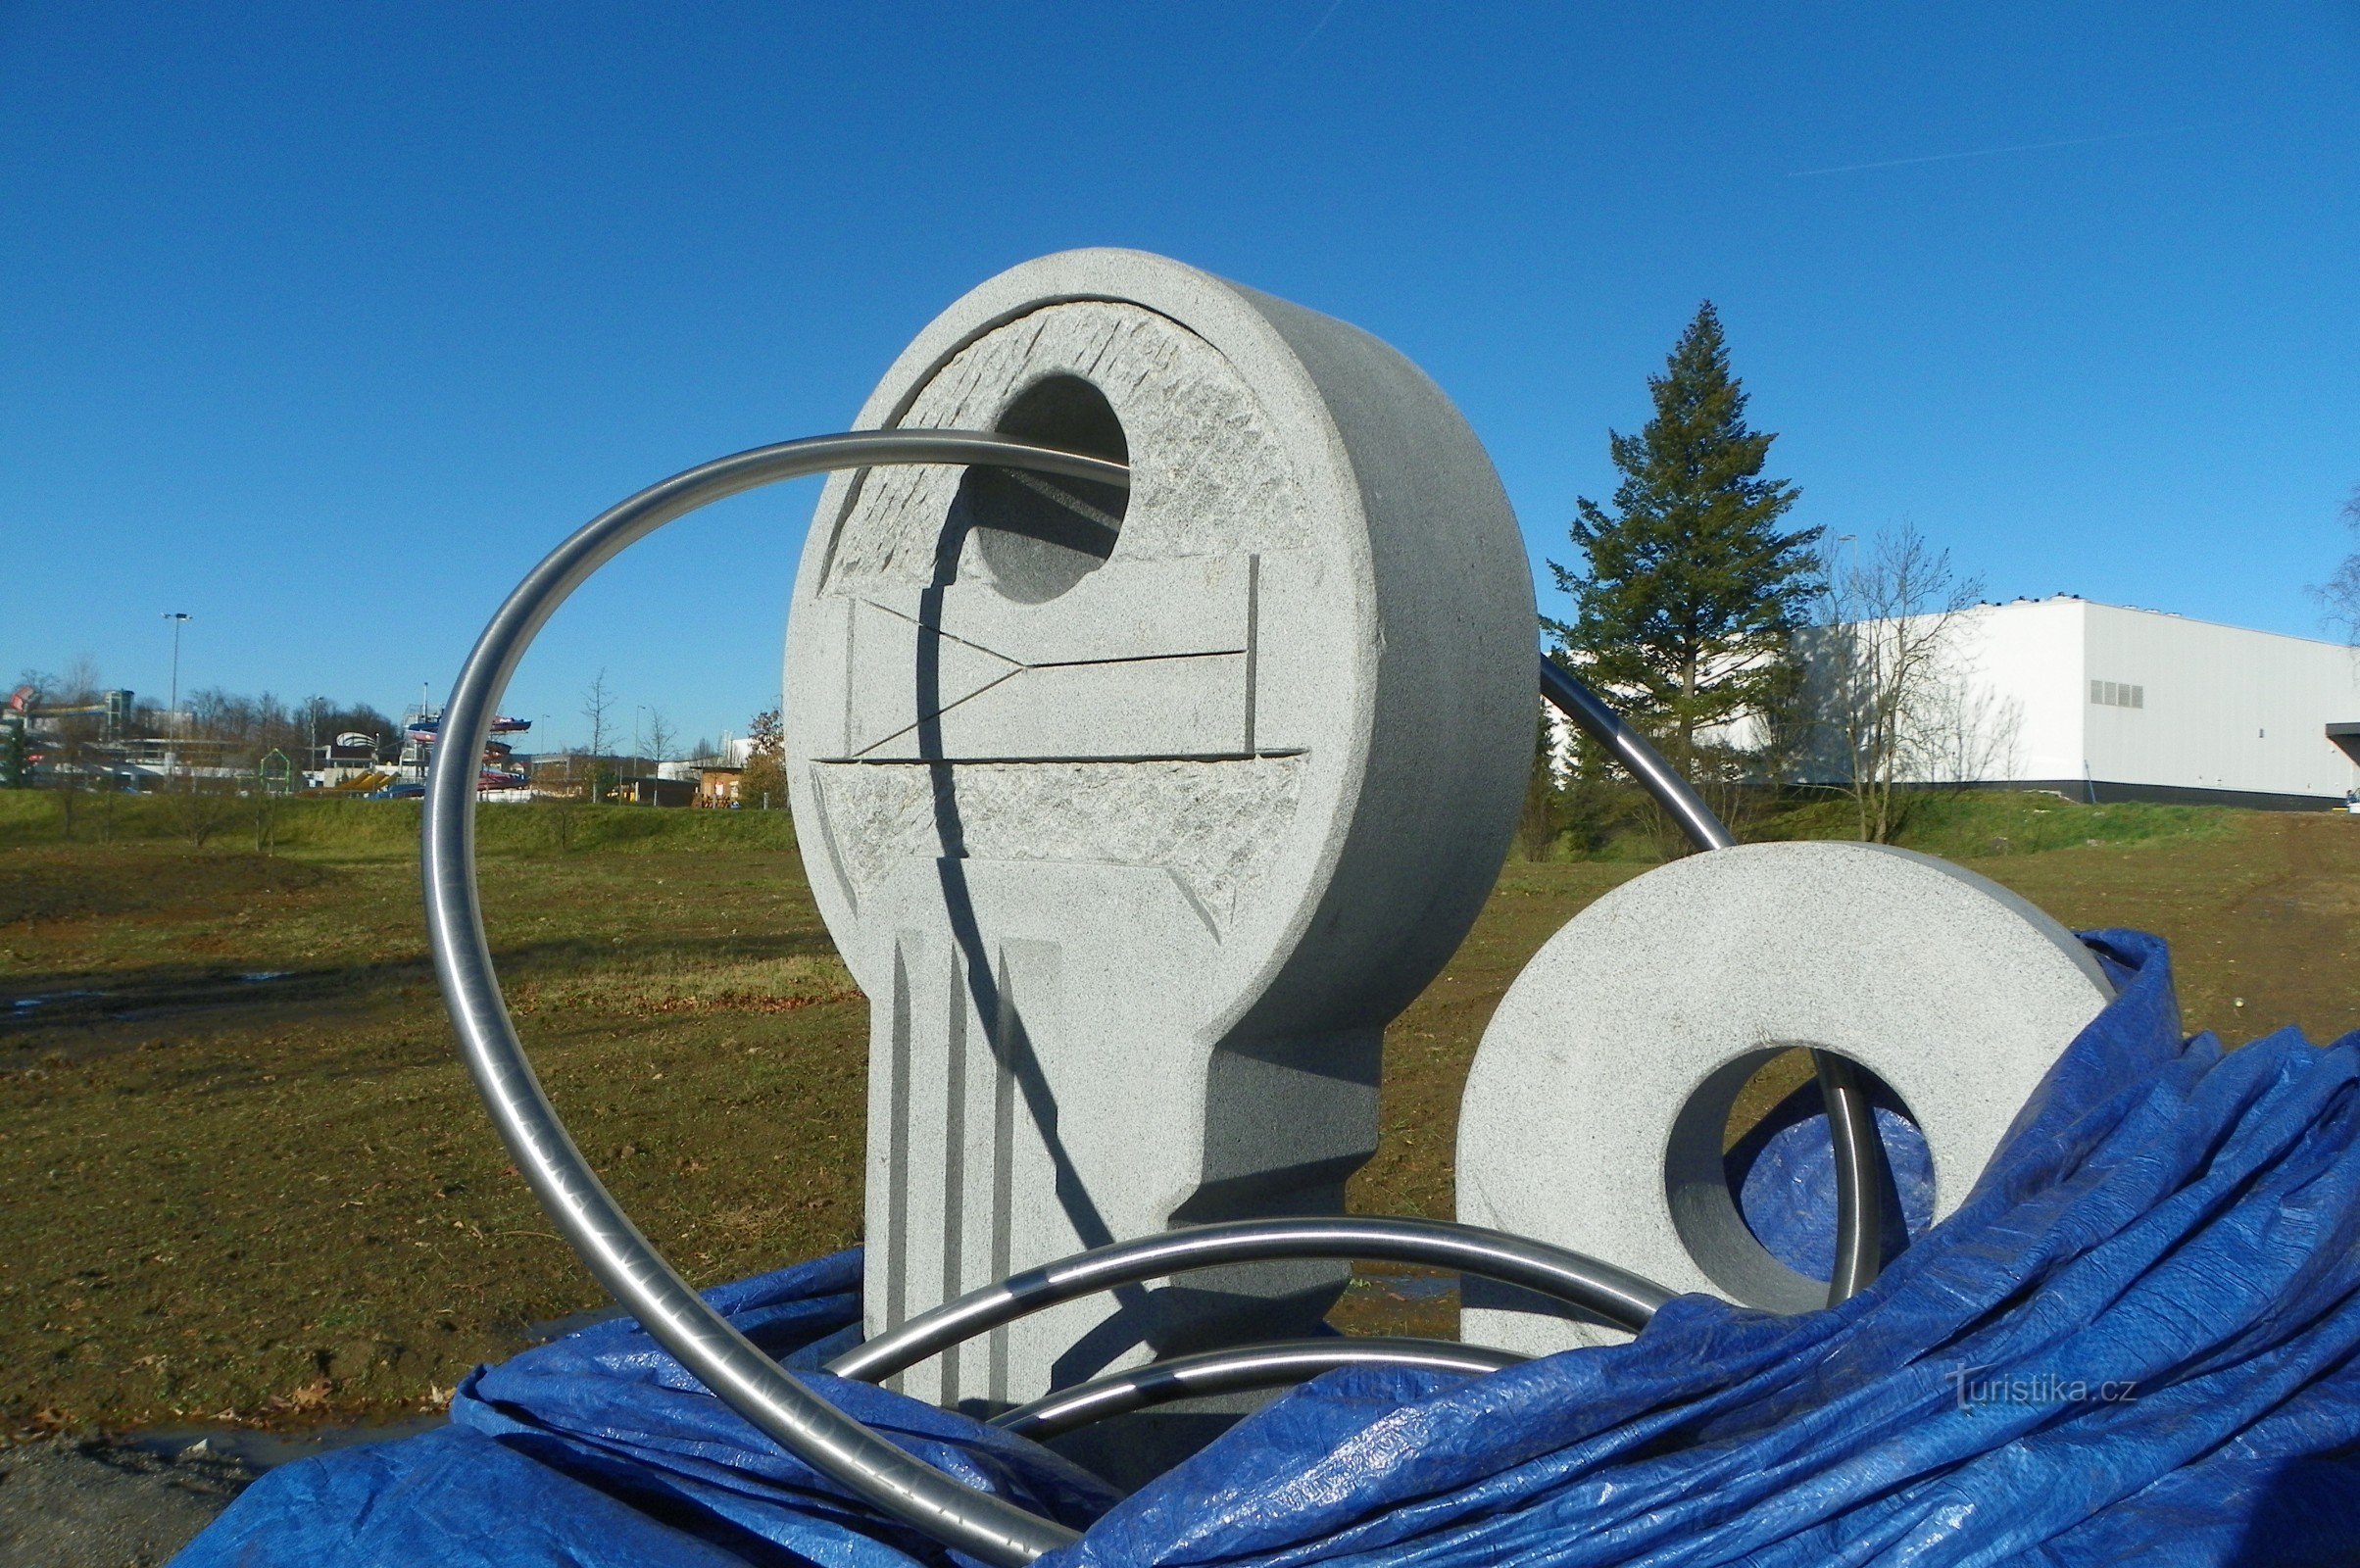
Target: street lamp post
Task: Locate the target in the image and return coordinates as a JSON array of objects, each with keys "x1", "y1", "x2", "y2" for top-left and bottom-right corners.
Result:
[
  {"x1": 161, "y1": 612, "x2": 192, "y2": 780},
  {"x1": 162, "y1": 612, "x2": 191, "y2": 718}
]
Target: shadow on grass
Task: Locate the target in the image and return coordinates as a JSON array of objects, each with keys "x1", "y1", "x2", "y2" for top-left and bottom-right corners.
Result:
[{"x1": 1, "y1": 928, "x2": 852, "y2": 1064}]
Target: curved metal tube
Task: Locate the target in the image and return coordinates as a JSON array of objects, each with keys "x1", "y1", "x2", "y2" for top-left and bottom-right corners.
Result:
[
  {"x1": 423, "y1": 431, "x2": 1131, "y2": 1568},
  {"x1": 1538, "y1": 658, "x2": 1736, "y2": 854},
  {"x1": 827, "y1": 1216, "x2": 1672, "y2": 1385},
  {"x1": 1538, "y1": 657, "x2": 1887, "y2": 1303},
  {"x1": 1818, "y1": 1054, "x2": 1887, "y2": 1300},
  {"x1": 990, "y1": 1338, "x2": 1527, "y2": 1442},
  {"x1": 424, "y1": 428, "x2": 1886, "y2": 1567}
]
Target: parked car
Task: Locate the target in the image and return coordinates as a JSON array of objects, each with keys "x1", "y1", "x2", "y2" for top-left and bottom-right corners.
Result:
[{"x1": 366, "y1": 781, "x2": 426, "y2": 801}]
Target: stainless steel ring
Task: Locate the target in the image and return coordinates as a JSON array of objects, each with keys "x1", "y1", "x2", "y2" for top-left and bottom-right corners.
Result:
[
  {"x1": 826, "y1": 1215, "x2": 1671, "y2": 1386},
  {"x1": 423, "y1": 431, "x2": 1130, "y2": 1567},
  {"x1": 423, "y1": 432, "x2": 1885, "y2": 1566},
  {"x1": 989, "y1": 1338, "x2": 1528, "y2": 1442}
]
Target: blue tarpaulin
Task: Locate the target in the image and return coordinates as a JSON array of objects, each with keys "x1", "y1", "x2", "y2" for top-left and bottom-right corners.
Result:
[
  {"x1": 177, "y1": 932, "x2": 2360, "y2": 1567},
  {"x1": 1732, "y1": 1063, "x2": 1938, "y2": 1279}
]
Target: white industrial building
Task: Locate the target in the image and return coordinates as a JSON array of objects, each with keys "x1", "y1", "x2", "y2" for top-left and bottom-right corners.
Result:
[{"x1": 1816, "y1": 596, "x2": 2360, "y2": 810}]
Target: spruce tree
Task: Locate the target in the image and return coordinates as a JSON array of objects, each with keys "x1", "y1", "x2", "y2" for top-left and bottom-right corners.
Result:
[{"x1": 1548, "y1": 302, "x2": 1819, "y2": 780}]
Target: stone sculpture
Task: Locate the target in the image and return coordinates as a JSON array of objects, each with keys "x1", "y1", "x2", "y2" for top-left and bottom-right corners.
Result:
[
  {"x1": 1457, "y1": 841, "x2": 2114, "y2": 1352},
  {"x1": 785, "y1": 249, "x2": 1534, "y2": 1406}
]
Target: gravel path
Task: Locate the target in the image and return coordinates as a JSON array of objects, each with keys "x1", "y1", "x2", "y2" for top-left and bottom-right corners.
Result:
[{"x1": 0, "y1": 1438, "x2": 257, "y2": 1568}]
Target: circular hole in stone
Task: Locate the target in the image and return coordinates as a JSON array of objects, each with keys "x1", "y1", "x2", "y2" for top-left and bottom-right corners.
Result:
[
  {"x1": 1663, "y1": 1047, "x2": 1935, "y2": 1313},
  {"x1": 952, "y1": 373, "x2": 1130, "y2": 604}
]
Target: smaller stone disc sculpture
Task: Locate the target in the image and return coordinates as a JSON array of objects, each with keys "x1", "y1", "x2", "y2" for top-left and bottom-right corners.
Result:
[{"x1": 1457, "y1": 840, "x2": 2115, "y2": 1353}]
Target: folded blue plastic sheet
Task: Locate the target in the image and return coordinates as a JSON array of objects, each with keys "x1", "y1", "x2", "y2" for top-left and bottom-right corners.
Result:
[
  {"x1": 172, "y1": 1249, "x2": 1116, "y2": 1568},
  {"x1": 1731, "y1": 1064, "x2": 1937, "y2": 1277},
  {"x1": 176, "y1": 932, "x2": 2360, "y2": 1567}
]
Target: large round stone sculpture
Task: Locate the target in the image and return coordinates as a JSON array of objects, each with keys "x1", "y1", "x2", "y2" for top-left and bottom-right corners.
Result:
[
  {"x1": 785, "y1": 249, "x2": 1534, "y2": 1409},
  {"x1": 1457, "y1": 841, "x2": 2115, "y2": 1353}
]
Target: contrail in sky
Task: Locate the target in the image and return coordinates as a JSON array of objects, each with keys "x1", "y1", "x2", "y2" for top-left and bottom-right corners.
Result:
[
  {"x1": 1277, "y1": 0, "x2": 1348, "y2": 73},
  {"x1": 1788, "y1": 124, "x2": 2204, "y2": 177},
  {"x1": 1254, "y1": 0, "x2": 1347, "y2": 113}
]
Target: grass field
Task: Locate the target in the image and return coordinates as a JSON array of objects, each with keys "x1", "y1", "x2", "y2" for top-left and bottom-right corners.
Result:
[{"x1": 3, "y1": 791, "x2": 2355, "y2": 1441}]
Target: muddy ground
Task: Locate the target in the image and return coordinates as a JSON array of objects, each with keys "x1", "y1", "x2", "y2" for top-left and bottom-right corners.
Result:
[{"x1": 5, "y1": 808, "x2": 2355, "y2": 1451}]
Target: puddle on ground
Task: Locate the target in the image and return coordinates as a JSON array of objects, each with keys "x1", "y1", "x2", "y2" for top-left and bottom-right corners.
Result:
[
  {"x1": 520, "y1": 1304, "x2": 625, "y2": 1342},
  {"x1": 1332, "y1": 1268, "x2": 1462, "y2": 1340},
  {"x1": 3, "y1": 970, "x2": 308, "y2": 1032},
  {"x1": 10, "y1": 991, "x2": 105, "y2": 1013},
  {"x1": 119, "y1": 1412, "x2": 450, "y2": 1470}
]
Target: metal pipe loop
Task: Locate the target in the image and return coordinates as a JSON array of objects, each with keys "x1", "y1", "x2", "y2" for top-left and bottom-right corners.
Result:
[
  {"x1": 424, "y1": 432, "x2": 1129, "y2": 1567},
  {"x1": 424, "y1": 431, "x2": 1889, "y2": 1568},
  {"x1": 826, "y1": 1215, "x2": 1672, "y2": 1385},
  {"x1": 990, "y1": 1338, "x2": 1528, "y2": 1443},
  {"x1": 1539, "y1": 657, "x2": 1889, "y2": 1303}
]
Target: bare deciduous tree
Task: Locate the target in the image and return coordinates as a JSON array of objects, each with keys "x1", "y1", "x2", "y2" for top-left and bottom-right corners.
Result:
[
  {"x1": 24, "y1": 662, "x2": 105, "y2": 835},
  {"x1": 173, "y1": 770, "x2": 242, "y2": 847},
  {"x1": 181, "y1": 687, "x2": 307, "y2": 763},
  {"x1": 580, "y1": 669, "x2": 615, "y2": 759},
  {"x1": 59, "y1": 656, "x2": 103, "y2": 703},
  {"x1": 579, "y1": 669, "x2": 615, "y2": 801},
  {"x1": 1806, "y1": 524, "x2": 1987, "y2": 844},
  {"x1": 2317, "y1": 486, "x2": 2360, "y2": 645},
  {"x1": 1919, "y1": 673, "x2": 2026, "y2": 790}
]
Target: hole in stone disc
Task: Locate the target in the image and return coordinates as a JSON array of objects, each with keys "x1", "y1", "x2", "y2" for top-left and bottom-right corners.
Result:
[
  {"x1": 1665, "y1": 1048, "x2": 1935, "y2": 1312},
  {"x1": 950, "y1": 374, "x2": 1130, "y2": 604}
]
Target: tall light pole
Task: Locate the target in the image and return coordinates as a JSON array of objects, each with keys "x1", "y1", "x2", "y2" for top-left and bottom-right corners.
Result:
[{"x1": 162, "y1": 612, "x2": 191, "y2": 722}]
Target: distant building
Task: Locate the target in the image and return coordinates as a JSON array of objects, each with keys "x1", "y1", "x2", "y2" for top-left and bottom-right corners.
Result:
[
  {"x1": 1799, "y1": 597, "x2": 2360, "y2": 810},
  {"x1": 528, "y1": 754, "x2": 627, "y2": 800},
  {"x1": 695, "y1": 762, "x2": 745, "y2": 807},
  {"x1": 315, "y1": 738, "x2": 382, "y2": 788},
  {"x1": 616, "y1": 775, "x2": 698, "y2": 808}
]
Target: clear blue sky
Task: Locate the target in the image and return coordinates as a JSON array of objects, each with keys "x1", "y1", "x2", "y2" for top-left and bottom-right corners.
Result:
[{"x1": 4, "y1": 3, "x2": 2355, "y2": 753}]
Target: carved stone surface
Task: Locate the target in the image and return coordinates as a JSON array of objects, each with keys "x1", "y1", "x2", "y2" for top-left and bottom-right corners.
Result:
[
  {"x1": 786, "y1": 250, "x2": 1534, "y2": 1406},
  {"x1": 1457, "y1": 841, "x2": 2114, "y2": 1354}
]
